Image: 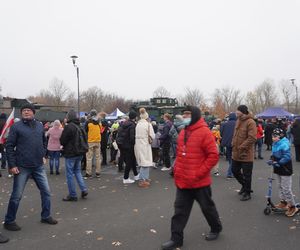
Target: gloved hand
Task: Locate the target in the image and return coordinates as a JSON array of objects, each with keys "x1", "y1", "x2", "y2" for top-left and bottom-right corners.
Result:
[
  {"x1": 272, "y1": 162, "x2": 280, "y2": 168},
  {"x1": 266, "y1": 160, "x2": 273, "y2": 166}
]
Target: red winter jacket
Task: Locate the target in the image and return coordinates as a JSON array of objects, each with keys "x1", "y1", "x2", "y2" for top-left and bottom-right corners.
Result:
[{"x1": 174, "y1": 118, "x2": 219, "y2": 189}]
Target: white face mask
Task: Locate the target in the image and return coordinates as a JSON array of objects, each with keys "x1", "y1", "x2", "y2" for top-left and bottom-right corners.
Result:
[{"x1": 182, "y1": 118, "x2": 191, "y2": 126}]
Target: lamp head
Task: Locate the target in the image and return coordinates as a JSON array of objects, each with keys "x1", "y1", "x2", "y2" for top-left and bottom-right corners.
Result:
[{"x1": 70, "y1": 55, "x2": 78, "y2": 66}]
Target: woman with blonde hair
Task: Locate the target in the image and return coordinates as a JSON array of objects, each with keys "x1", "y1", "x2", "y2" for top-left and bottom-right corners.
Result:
[
  {"x1": 46, "y1": 120, "x2": 63, "y2": 175},
  {"x1": 134, "y1": 108, "x2": 155, "y2": 188}
]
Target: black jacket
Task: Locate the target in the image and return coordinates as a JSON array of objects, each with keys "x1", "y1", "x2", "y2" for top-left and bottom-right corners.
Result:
[
  {"x1": 100, "y1": 119, "x2": 109, "y2": 146},
  {"x1": 291, "y1": 121, "x2": 300, "y2": 145},
  {"x1": 60, "y1": 119, "x2": 87, "y2": 158},
  {"x1": 117, "y1": 120, "x2": 136, "y2": 149}
]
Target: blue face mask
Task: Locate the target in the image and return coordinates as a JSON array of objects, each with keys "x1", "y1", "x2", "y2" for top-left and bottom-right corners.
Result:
[{"x1": 182, "y1": 118, "x2": 191, "y2": 126}]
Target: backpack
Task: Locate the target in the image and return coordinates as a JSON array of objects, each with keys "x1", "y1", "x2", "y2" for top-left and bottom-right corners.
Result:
[
  {"x1": 116, "y1": 126, "x2": 127, "y2": 146},
  {"x1": 73, "y1": 124, "x2": 88, "y2": 155}
]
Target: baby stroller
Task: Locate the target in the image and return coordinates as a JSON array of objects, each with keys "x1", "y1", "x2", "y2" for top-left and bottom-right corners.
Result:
[{"x1": 263, "y1": 161, "x2": 300, "y2": 215}]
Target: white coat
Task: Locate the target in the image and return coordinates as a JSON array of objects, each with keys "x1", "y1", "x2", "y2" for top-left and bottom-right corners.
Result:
[{"x1": 134, "y1": 119, "x2": 155, "y2": 167}]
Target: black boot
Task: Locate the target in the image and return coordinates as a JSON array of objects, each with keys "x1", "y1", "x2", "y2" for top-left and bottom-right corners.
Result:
[
  {"x1": 0, "y1": 233, "x2": 9, "y2": 243},
  {"x1": 238, "y1": 186, "x2": 245, "y2": 195},
  {"x1": 205, "y1": 232, "x2": 220, "y2": 241},
  {"x1": 62, "y1": 196, "x2": 78, "y2": 202},
  {"x1": 240, "y1": 193, "x2": 251, "y2": 201},
  {"x1": 161, "y1": 240, "x2": 182, "y2": 250}
]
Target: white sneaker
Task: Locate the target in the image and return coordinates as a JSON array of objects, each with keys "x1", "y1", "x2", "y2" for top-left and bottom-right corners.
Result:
[
  {"x1": 134, "y1": 174, "x2": 140, "y2": 180},
  {"x1": 123, "y1": 178, "x2": 135, "y2": 184},
  {"x1": 161, "y1": 167, "x2": 171, "y2": 171},
  {"x1": 153, "y1": 163, "x2": 158, "y2": 169},
  {"x1": 213, "y1": 172, "x2": 220, "y2": 176}
]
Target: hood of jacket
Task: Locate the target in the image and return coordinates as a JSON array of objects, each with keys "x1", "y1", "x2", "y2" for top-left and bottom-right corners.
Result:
[{"x1": 228, "y1": 112, "x2": 237, "y2": 121}]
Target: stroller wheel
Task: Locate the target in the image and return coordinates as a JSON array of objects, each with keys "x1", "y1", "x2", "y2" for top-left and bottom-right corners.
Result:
[{"x1": 264, "y1": 207, "x2": 272, "y2": 215}]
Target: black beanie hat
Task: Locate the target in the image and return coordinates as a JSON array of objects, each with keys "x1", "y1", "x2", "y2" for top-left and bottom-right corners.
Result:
[
  {"x1": 182, "y1": 105, "x2": 201, "y2": 125},
  {"x1": 129, "y1": 110, "x2": 137, "y2": 120},
  {"x1": 66, "y1": 109, "x2": 78, "y2": 121},
  {"x1": 20, "y1": 103, "x2": 36, "y2": 114},
  {"x1": 272, "y1": 128, "x2": 284, "y2": 139},
  {"x1": 237, "y1": 105, "x2": 249, "y2": 115}
]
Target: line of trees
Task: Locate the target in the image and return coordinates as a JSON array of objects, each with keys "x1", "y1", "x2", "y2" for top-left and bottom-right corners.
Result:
[{"x1": 26, "y1": 77, "x2": 298, "y2": 118}]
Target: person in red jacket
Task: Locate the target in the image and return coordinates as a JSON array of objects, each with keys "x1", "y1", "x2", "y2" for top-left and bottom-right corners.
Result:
[
  {"x1": 254, "y1": 118, "x2": 264, "y2": 160},
  {"x1": 161, "y1": 106, "x2": 222, "y2": 250}
]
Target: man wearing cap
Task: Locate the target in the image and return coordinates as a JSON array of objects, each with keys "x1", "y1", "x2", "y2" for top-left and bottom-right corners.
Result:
[
  {"x1": 161, "y1": 106, "x2": 222, "y2": 250},
  {"x1": 3, "y1": 104, "x2": 57, "y2": 232},
  {"x1": 232, "y1": 105, "x2": 257, "y2": 201}
]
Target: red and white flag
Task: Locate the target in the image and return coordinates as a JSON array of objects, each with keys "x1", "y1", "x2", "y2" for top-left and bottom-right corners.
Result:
[{"x1": 0, "y1": 108, "x2": 15, "y2": 144}]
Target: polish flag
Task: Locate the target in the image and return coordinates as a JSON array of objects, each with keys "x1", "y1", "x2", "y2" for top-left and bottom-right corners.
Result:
[{"x1": 0, "y1": 108, "x2": 15, "y2": 144}]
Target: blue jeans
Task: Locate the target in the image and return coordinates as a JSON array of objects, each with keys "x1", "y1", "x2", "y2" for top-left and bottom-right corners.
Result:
[
  {"x1": 48, "y1": 151, "x2": 60, "y2": 173},
  {"x1": 65, "y1": 156, "x2": 87, "y2": 198},
  {"x1": 5, "y1": 165, "x2": 52, "y2": 224},
  {"x1": 139, "y1": 167, "x2": 150, "y2": 180},
  {"x1": 255, "y1": 138, "x2": 263, "y2": 158}
]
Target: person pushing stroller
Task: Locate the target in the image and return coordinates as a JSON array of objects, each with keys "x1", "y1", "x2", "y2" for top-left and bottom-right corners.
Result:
[{"x1": 267, "y1": 128, "x2": 298, "y2": 217}]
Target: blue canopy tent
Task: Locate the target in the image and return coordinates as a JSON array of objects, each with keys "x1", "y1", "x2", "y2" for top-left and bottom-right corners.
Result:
[
  {"x1": 256, "y1": 107, "x2": 294, "y2": 119},
  {"x1": 106, "y1": 108, "x2": 126, "y2": 120}
]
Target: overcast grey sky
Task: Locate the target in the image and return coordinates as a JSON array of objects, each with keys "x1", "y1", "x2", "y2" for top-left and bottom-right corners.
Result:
[{"x1": 0, "y1": 0, "x2": 299, "y2": 100}]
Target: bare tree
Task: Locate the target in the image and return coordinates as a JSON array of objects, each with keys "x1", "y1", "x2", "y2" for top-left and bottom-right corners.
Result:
[
  {"x1": 279, "y1": 79, "x2": 295, "y2": 112},
  {"x1": 212, "y1": 93, "x2": 227, "y2": 118},
  {"x1": 211, "y1": 86, "x2": 243, "y2": 115},
  {"x1": 48, "y1": 78, "x2": 70, "y2": 110},
  {"x1": 103, "y1": 95, "x2": 133, "y2": 114},
  {"x1": 221, "y1": 86, "x2": 243, "y2": 112},
  {"x1": 244, "y1": 79, "x2": 278, "y2": 115},
  {"x1": 244, "y1": 91, "x2": 260, "y2": 115},
  {"x1": 178, "y1": 87, "x2": 205, "y2": 107},
  {"x1": 153, "y1": 86, "x2": 171, "y2": 97},
  {"x1": 81, "y1": 86, "x2": 106, "y2": 112},
  {"x1": 28, "y1": 89, "x2": 54, "y2": 106},
  {"x1": 256, "y1": 79, "x2": 277, "y2": 111},
  {"x1": 64, "y1": 92, "x2": 77, "y2": 110}
]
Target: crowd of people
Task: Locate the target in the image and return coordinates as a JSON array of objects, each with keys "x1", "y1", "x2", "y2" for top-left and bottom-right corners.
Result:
[{"x1": 0, "y1": 103, "x2": 300, "y2": 248}]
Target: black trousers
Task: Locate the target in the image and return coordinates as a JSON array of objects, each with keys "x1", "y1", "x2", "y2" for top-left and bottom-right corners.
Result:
[
  {"x1": 162, "y1": 142, "x2": 171, "y2": 168},
  {"x1": 110, "y1": 146, "x2": 118, "y2": 162},
  {"x1": 171, "y1": 186, "x2": 222, "y2": 244},
  {"x1": 101, "y1": 142, "x2": 107, "y2": 165},
  {"x1": 118, "y1": 149, "x2": 124, "y2": 171},
  {"x1": 122, "y1": 148, "x2": 138, "y2": 179},
  {"x1": 232, "y1": 160, "x2": 253, "y2": 194},
  {"x1": 294, "y1": 145, "x2": 300, "y2": 162}
]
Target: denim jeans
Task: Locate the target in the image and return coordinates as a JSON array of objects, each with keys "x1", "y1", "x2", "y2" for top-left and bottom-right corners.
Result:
[
  {"x1": 65, "y1": 156, "x2": 87, "y2": 198},
  {"x1": 5, "y1": 165, "x2": 52, "y2": 224},
  {"x1": 48, "y1": 150, "x2": 60, "y2": 173},
  {"x1": 255, "y1": 138, "x2": 263, "y2": 158},
  {"x1": 139, "y1": 167, "x2": 150, "y2": 180}
]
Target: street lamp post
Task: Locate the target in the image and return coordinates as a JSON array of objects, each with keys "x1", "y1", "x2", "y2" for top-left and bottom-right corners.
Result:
[
  {"x1": 70, "y1": 55, "x2": 80, "y2": 117},
  {"x1": 291, "y1": 78, "x2": 298, "y2": 114}
]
